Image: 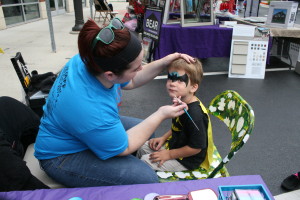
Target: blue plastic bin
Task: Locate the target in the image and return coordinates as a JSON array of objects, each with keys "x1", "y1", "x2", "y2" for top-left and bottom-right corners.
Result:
[{"x1": 218, "y1": 184, "x2": 272, "y2": 200}]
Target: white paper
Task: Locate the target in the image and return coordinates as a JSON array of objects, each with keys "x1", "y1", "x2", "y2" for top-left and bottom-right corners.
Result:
[
  {"x1": 190, "y1": 189, "x2": 218, "y2": 200},
  {"x1": 224, "y1": 21, "x2": 237, "y2": 27},
  {"x1": 232, "y1": 24, "x2": 256, "y2": 37}
]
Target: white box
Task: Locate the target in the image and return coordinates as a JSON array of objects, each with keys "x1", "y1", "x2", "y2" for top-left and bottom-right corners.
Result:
[
  {"x1": 229, "y1": 39, "x2": 269, "y2": 79},
  {"x1": 266, "y1": 1, "x2": 299, "y2": 28}
]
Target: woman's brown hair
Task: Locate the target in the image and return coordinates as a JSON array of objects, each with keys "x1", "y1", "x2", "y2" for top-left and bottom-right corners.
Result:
[{"x1": 78, "y1": 19, "x2": 131, "y2": 76}]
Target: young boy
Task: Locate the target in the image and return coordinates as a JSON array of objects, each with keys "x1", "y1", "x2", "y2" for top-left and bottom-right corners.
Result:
[{"x1": 137, "y1": 58, "x2": 209, "y2": 172}]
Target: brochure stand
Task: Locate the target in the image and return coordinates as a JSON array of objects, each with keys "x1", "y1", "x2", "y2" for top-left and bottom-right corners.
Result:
[{"x1": 228, "y1": 25, "x2": 270, "y2": 79}]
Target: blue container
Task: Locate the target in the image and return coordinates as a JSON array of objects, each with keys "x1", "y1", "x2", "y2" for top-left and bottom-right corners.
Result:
[{"x1": 218, "y1": 184, "x2": 272, "y2": 200}]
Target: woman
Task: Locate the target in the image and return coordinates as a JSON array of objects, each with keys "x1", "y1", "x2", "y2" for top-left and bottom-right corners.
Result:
[{"x1": 34, "y1": 18, "x2": 194, "y2": 187}]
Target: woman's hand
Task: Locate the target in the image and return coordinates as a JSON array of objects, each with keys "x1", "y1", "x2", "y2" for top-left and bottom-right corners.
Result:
[
  {"x1": 173, "y1": 96, "x2": 189, "y2": 111},
  {"x1": 163, "y1": 52, "x2": 195, "y2": 66},
  {"x1": 157, "y1": 103, "x2": 187, "y2": 120}
]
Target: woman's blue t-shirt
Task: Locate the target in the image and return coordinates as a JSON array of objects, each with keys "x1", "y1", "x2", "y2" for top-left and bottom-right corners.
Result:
[{"x1": 34, "y1": 54, "x2": 129, "y2": 160}]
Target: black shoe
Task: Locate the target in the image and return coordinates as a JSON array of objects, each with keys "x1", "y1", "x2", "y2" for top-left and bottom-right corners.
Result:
[{"x1": 281, "y1": 172, "x2": 300, "y2": 191}]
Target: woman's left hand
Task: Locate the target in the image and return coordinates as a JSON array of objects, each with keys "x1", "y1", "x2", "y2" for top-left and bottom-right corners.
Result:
[{"x1": 164, "y1": 52, "x2": 195, "y2": 65}]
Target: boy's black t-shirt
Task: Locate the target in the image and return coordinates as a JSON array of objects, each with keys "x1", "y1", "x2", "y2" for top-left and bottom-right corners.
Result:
[{"x1": 167, "y1": 101, "x2": 208, "y2": 170}]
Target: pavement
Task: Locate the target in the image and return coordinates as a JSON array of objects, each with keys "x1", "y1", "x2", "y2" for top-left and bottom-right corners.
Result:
[
  {"x1": 275, "y1": 190, "x2": 300, "y2": 200},
  {"x1": 0, "y1": 1, "x2": 129, "y2": 102}
]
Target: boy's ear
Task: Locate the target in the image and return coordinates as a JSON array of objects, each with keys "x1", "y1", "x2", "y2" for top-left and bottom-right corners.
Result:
[
  {"x1": 190, "y1": 84, "x2": 198, "y2": 93},
  {"x1": 103, "y1": 71, "x2": 117, "y2": 81}
]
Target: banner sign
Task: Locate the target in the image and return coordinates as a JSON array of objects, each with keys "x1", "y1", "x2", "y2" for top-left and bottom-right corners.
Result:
[{"x1": 143, "y1": 7, "x2": 163, "y2": 42}]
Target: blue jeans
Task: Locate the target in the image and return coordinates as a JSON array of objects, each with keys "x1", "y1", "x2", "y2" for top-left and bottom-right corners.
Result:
[{"x1": 39, "y1": 116, "x2": 158, "y2": 187}]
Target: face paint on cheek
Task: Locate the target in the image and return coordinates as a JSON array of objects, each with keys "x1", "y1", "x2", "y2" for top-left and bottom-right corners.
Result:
[{"x1": 167, "y1": 72, "x2": 189, "y2": 87}]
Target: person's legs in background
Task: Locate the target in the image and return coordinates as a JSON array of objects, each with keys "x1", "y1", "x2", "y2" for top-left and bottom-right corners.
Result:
[
  {"x1": 0, "y1": 139, "x2": 49, "y2": 191},
  {"x1": 0, "y1": 96, "x2": 49, "y2": 191},
  {"x1": 237, "y1": 0, "x2": 244, "y2": 11},
  {"x1": 108, "y1": 3, "x2": 114, "y2": 19},
  {"x1": 108, "y1": 3, "x2": 113, "y2": 11},
  {"x1": 186, "y1": 0, "x2": 193, "y2": 13},
  {"x1": 0, "y1": 96, "x2": 40, "y2": 156},
  {"x1": 281, "y1": 172, "x2": 300, "y2": 191}
]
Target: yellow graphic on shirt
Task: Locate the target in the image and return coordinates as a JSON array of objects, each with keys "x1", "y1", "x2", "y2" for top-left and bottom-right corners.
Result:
[{"x1": 166, "y1": 116, "x2": 185, "y2": 160}]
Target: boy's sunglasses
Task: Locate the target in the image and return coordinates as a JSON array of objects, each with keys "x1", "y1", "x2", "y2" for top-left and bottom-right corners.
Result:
[{"x1": 91, "y1": 18, "x2": 125, "y2": 49}]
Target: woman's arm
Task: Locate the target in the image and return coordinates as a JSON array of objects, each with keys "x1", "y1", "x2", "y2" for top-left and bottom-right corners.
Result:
[
  {"x1": 118, "y1": 104, "x2": 187, "y2": 156},
  {"x1": 123, "y1": 53, "x2": 195, "y2": 90}
]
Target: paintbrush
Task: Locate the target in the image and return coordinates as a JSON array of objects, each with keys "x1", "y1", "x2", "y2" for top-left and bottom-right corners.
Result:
[{"x1": 174, "y1": 96, "x2": 200, "y2": 131}]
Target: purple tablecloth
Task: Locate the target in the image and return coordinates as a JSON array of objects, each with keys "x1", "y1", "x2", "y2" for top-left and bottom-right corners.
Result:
[
  {"x1": 0, "y1": 175, "x2": 274, "y2": 200},
  {"x1": 154, "y1": 24, "x2": 233, "y2": 60}
]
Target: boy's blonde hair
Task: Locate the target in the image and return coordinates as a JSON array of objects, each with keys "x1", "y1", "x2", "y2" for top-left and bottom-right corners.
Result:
[{"x1": 167, "y1": 58, "x2": 203, "y2": 87}]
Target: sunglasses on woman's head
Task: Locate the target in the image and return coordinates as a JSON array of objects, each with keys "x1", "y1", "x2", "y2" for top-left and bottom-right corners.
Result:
[{"x1": 92, "y1": 18, "x2": 125, "y2": 49}]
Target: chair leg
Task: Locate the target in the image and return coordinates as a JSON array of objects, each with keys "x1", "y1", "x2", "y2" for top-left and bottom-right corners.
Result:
[
  {"x1": 94, "y1": 11, "x2": 100, "y2": 22},
  {"x1": 103, "y1": 13, "x2": 109, "y2": 25},
  {"x1": 103, "y1": 15, "x2": 106, "y2": 25},
  {"x1": 98, "y1": 12, "x2": 102, "y2": 22},
  {"x1": 99, "y1": 12, "x2": 105, "y2": 25}
]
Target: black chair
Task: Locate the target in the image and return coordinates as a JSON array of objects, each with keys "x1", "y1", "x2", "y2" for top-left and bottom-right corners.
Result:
[{"x1": 10, "y1": 52, "x2": 49, "y2": 117}]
